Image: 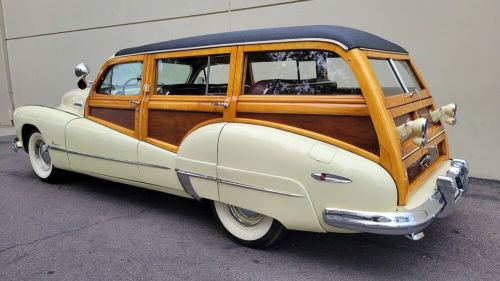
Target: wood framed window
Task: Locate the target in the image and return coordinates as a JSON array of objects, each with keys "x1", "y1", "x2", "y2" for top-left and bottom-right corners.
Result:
[
  {"x1": 142, "y1": 47, "x2": 237, "y2": 152},
  {"x1": 85, "y1": 55, "x2": 149, "y2": 138},
  {"x1": 232, "y1": 42, "x2": 380, "y2": 162}
]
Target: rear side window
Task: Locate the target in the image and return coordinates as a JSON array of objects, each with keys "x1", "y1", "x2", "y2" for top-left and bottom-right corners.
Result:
[
  {"x1": 97, "y1": 62, "x2": 143, "y2": 96},
  {"x1": 156, "y1": 54, "x2": 230, "y2": 96},
  {"x1": 244, "y1": 50, "x2": 361, "y2": 95},
  {"x1": 369, "y1": 58, "x2": 423, "y2": 96},
  {"x1": 393, "y1": 60, "x2": 422, "y2": 92},
  {"x1": 369, "y1": 59, "x2": 403, "y2": 96}
]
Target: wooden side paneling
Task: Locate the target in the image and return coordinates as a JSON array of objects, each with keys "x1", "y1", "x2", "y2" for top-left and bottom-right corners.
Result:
[
  {"x1": 237, "y1": 113, "x2": 379, "y2": 155},
  {"x1": 406, "y1": 142, "x2": 441, "y2": 183},
  {"x1": 148, "y1": 110, "x2": 222, "y2": 146},
  {"x1": 89, "y1": 107, "x2": 136, "y2": 131}
]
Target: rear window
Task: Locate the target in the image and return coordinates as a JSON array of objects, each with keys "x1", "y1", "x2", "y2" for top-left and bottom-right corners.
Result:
[{"x1": 244, "y1": 50, "x2": 361, "y2": 95}]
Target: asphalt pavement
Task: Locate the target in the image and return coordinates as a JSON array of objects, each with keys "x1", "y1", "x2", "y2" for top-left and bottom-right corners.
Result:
[{"x1": 0, "y1": 135, "x2": 499, "y2": 281}]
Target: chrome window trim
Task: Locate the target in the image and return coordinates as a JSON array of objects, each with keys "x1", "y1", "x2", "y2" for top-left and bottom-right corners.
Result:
[
  {"x1": 388, "y1": 58, "x2": 409, "y2": 93},
  {"x1": 359, "y1": 47, "x2": 408, "y2": 55},
  {"x1": 114, "y1": 38, "x2": 350, "y2": 57}
]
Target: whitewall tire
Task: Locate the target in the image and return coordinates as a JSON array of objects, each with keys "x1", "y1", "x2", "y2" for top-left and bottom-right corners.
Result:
[
  {"x1": 28, "y1": 131, "x2": 60, "y2": 182},
  {"x1": 212, "y1": 201, "x2": 286, "y2": 248}
]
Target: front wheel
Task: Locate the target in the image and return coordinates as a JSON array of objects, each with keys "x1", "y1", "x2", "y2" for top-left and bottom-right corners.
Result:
[
  {"x1": 211, "y1": 201, "x2": 286, "y2": 248},
  {"x1": 28, "y1": 131, "x2": 62, "y2": 182}
]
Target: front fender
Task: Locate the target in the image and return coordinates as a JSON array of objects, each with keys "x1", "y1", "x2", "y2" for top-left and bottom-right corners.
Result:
[{"x1": 13, "y1": 105, "x2": 80, "y2": 170}]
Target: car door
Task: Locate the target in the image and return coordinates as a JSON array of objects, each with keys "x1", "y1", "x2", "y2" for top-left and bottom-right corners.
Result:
[
  {"x1": 137, "y1": 47, "x2": 236, "y2": 198},
  {"x1": 66, "y1": 55, "x2": 149, "y2": 181}
]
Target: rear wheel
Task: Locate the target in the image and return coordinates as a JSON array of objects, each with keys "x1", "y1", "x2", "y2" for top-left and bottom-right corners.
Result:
[
  {"x1": 211, "y1": 201, "x2": 286, "y2": 248},
  {"x1": 28, "y1": 131, "x2": 61, "y2": 182}
]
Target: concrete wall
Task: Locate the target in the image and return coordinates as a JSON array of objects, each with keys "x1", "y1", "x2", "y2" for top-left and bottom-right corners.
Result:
[
  {"x1": 0, "y1": 0, "x2": 13, "y2": 125},
  {"x1": 0, "y1": 0, "x2": 498, "y2": 180}
]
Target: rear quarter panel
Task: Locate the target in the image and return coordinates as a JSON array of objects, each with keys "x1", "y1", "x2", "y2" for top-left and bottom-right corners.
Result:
[{"x1": 217, "y1": 123, "x2": 398, "y2": 233}]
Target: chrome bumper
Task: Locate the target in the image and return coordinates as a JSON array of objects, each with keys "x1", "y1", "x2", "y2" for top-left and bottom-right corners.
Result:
[{"x1": 323, "y1": 159, "x2": 469, "y2": 236}]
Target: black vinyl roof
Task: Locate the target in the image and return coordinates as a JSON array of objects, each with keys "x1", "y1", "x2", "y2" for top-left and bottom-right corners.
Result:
[{"x1": 115, "y1": 25, "x2": 407, "y2": 56}]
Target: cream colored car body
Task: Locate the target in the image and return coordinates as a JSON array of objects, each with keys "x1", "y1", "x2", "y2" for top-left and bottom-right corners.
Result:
[{"x1": 13, "y1": 88, "x2": 405, "y2": 234}]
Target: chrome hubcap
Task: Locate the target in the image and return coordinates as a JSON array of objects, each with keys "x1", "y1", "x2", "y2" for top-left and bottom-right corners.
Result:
[
  {"x1": 35, "y1": 140, "x2": 51, "y2": 171},
  {"x1": 227, "y1": 205, "x2": 264, "y2": 227}
]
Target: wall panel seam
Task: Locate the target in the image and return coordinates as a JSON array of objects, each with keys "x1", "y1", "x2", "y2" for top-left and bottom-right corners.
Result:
[{"x1": 5, "y1": 0, "x2": 313, "y2": 41}]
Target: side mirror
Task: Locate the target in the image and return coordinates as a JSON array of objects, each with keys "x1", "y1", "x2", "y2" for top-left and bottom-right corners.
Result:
[
  {"x1": 75, "y1": 63, "x2": 89, "y2": 78},
  {"x1": 75, "y1": 63, "x2": 91, "y2": 90}
]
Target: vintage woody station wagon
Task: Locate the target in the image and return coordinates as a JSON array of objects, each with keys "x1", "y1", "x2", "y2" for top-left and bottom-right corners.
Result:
[{"x1": 11, "y1": 25, "x2": 469, "y2": 248}]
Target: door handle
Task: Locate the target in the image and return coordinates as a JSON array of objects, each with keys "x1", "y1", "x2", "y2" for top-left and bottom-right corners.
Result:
[
  {"x1": 128, "y1": 100, "x2": 140, "y2": 105},
  {"x1": 211, "y1": 102, "x2": 229, "y2": 109}
]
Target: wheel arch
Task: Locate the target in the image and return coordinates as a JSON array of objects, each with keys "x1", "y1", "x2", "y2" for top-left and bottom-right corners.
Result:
[{"x1": 21, "y1": 124, "x2": 39, "y2": 152}]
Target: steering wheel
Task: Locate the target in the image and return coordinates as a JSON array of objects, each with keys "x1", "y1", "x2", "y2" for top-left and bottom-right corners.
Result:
[{"x1": 121, "y1": 77, "x2": 140, "y2": 95}]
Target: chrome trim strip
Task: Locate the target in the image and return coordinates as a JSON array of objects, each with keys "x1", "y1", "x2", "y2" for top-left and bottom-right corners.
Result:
[
  {"x1": 175, "y1": 169, "x2": 303, "y2": 198},
  {"x1": 47, "y1": 145, "x2": 67, "y2": 153},
  {"x1": 48, "y1": 145, "x2": 170, "y2": 169},
  {"x1": 82, "y1": 170, "x2": 175, "y2": 190},
  {"x1": 137, "y1": 162, "x2": 171, "y2": 170},
  {"x1": 114, "y1": 38, "x2": 349, "y2": 57},
  {"x1": 218, "y1": 179, "x2": 303, "y2": 198},
  {"x1": 389, "y1": 58, "x2": 409, "y2": 93},
  {"x1": 402, "y1": 130, "x2": 445, "y2": 161},
  {"x1": 311, "y1": 173, "x2": 352, "y2": 183},
  {"x1": 359, "y1": 47, "x2": 408, "y2": 55},
  {"x1": 176, "y1": 169, "x2": 217, "y2": 181}
]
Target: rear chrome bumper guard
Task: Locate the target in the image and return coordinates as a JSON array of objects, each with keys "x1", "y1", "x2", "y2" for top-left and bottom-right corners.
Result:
[{"x1": 323, "y1": 159, "x2": 469, "y2": 236}]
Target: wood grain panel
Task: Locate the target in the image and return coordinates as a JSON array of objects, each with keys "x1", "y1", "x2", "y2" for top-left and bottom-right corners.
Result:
[
  {"x1": 89, "y1": 107, "x2": 135, "y2": 131},
  {"x1": 406, "y1": 142, "x2": 441, "y2": 183},
  {"x1": 401, "y1": 125, "x2": 445, "y2": 157},
  {"x1": 389, "y1": 98, "x2": 434, "y2": 118},
  {"x1": 237, "y1": 113, "x2": 379, "y2": 155},
  {"x1": 148, "y1": 110, "x2": 222, "y2": 146},
  {"x1": 237, "y1": 102, "x2": 369, "y2": 116},
  {"x1": 237, "y1": 95, "x2": 366, "y2": 104}
]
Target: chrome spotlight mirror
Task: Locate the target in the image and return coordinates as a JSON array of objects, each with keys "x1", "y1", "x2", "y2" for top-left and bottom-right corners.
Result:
[
  {"x1": 75, "y1": 63, "x2": 92, "y2": 90},
  {"x1": 75, "y1": 63, "x2": 89, "y2": 78}
]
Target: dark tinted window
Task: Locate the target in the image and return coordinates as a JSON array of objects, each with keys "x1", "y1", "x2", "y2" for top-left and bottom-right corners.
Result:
[{"x1": 244, "y1": 50, "x2": 361, "y2": 95}]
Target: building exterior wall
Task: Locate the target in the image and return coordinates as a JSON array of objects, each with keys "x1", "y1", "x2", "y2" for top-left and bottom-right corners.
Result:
[
  {"x1": 0, "y1": 0, "x2": 13, "y2": 125},
  {"x1": 0, "y1": 0, "x2": 498, "y2": 180}
]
